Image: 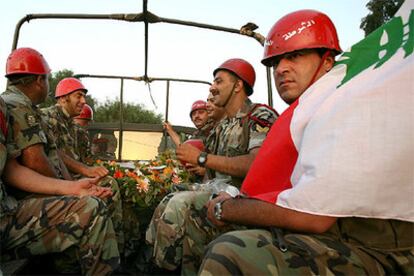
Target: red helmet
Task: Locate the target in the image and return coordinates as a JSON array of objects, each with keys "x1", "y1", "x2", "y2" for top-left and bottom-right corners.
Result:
[
  {"x1": 74, "y1": 104, "x2": 93, "y2": 120},
  {"x1": 5, "y1": 47, "x2": 51, "y2": 77},
  {"x1": 213, "y1": 58, "x2": 255, "y2": 93},
  {"x1": 55, "y1": 77, "x2": 88, "y2": 98},
  {"x1": 262, "y1": 9, "x2": 342, "y2": 66},
  {"x1": 189, "y1": 100, "x2": 207, "y2": 118}
]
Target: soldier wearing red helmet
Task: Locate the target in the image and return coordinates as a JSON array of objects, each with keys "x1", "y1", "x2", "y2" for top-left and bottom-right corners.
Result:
[
  {"x1": 147, "y1": 58, "x2": 278, "y2": 273},
  {"x1": 73, "y1": 104, "x2": 94, "y2": 164},
  {"x1": 0, "y1": 47, "x2": 120, "y2": 274},
  {"x1": 41, "y1": 79, "x2": 125, "y2": 253},
  {"x1": 200, "y1": 9, "x2": 413, "y2": 276}
]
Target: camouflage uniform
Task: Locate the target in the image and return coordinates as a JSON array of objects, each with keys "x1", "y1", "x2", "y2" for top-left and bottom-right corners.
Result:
[
  {"x1": 41, "y1": 104, "x2": 78, "y2": 160},
  {"x1": 199, "y1": 218, "x2": 414, "y2": 275},
  {"x1": 0, "y1": 97, "x2": 120, "y2": 275},
  {"x1": 1, "y1": 86, "x2": 66, "y2": 183},
  {"x1": 146, "y1": 99, "x2": 278, "y2": 272},
  {"x1": 74, "y1": 124, "x2": 92, "y2": 164},
  {"x1": 41, "y1": 104, "x2": 125, "y2": 253}
]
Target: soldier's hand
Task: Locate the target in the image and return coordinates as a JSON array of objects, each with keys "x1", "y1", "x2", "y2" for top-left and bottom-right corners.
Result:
[
  {"x1": 76, "y1": 178, "x2": 113, "y2": 198},
  {"x1": 205, "y1": 192, "x2": 232, "y2": 227},
  {"x1": 186, "y1": 164, "x2": 206, "y2": 176},
  {"x1": 176, "y1": 143, "x2": 200, "y2": 165},
  {"x1": 90, "y1": 186, "x2": 113, "y2": 199},
  {"x1": 85, "y1": 165, "x2": 109, "y2": 178}
]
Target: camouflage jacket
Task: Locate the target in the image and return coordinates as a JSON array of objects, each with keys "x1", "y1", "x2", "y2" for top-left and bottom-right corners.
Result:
[
  {"x1": 190, "y1": 119, "x2": 215, "y2": 144},
  {"x1": 74, "y1": 124, "x2": 92, "y2": 164},
  {"x1": 0, "y1": 97, "x2": 21, "y2": 218},
  {"x1": 41, "y1": 104, "x2": 79, "y2": 161},
  {"x1": 207, "y1": 99, "x2": 278, "y2": 187},
  {"x1": 1, "y1": 86, "x2": 65, "y2": 179}
]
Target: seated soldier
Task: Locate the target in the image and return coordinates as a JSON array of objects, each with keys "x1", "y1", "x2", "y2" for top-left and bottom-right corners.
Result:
[
  {"x1": 0, "y1": 94, "x2": 119, "y2": 275},
  {"x1": 163, "y1": 100, "x2": 209, "y2": 148},
  {"x1": 73, "y1": 104, "x2": 94, "y2": 164},
  {"x1": 199, "y1": 9, "x2": 414, "y2": 275},
  {"x1": 146, "y1": 59, "x2": 278, "y2": 272},
  {"x1": 2, "y1": 49, "x2": 124, "y2": 254}
]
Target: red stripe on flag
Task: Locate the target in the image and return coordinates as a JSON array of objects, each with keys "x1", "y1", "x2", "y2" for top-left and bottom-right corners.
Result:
[{"x1": 241, "y1": 100, "x2": 299, "y2": 203}]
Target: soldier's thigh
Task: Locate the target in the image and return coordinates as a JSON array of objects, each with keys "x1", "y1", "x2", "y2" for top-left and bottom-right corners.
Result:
[
  {"x1": 2, "y1": 196, "x2": 103, "y2": 254},
  {"x1": 200, "y1": 229, "x2": 372, "y2": 275}
]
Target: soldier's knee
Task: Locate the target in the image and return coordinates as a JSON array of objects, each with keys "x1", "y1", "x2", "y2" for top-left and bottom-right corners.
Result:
[{"x1": 76, "y1": 196, "x2": 109, "y2": 219}]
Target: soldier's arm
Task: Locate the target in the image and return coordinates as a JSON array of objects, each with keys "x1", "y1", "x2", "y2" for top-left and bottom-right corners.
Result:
[
  {"x1": 207, "y1": 196, "x2": 337, "y2": 234},
  {"x1": 204, "y1": 147, "x2": 259, "y2": 177},
  {"x1": 176, "y1": 141, "x2": 260, "y2": 178},
  {"x1": 3, "y1": 158, "x2": 111, "y2": 197},
  {"x1": 164, "y1": 121, "x2": 181, "y2": 147},
  {"x1": 59, "y1": 150, "x2": 108, "y2": 178},
  {"x1": 21, "y1": 143, "x2": 59, "y2": 178}
]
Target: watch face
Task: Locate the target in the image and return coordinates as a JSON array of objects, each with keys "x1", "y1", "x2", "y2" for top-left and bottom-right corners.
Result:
[{"x1": 198, "y1": 152, "x2": 208, "y2": 166}]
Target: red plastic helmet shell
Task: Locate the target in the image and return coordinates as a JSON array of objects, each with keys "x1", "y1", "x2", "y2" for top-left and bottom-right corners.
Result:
[
  {"x1": 5, "y1": 47, "x2": 51, "y2": 77},
  {"x1": 189, "y1": 100, "x2": 207, "y2": 118},
  {"x1": 213, "y1": 58, "x2": 256, "y2": 90},
  {"x1": 74, "y1": 104, "x2": 93, "y2": 120},
  {"x1": 180, "y1": 139, "x2": 205, "y2": 166},
  {"x1": 55, "y1": 77, "x2": 88, "y2": 98},
  {"x1": 262, "y1": 9, "x2": 342, "y2": 66}
]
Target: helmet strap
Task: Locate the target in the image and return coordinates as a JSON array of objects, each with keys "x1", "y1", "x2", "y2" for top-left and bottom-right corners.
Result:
[
  {"x1": 220, "y1": 80, "x2": 238, "y2": 109},
  {"x1": 307, "y1": 50, "x2": 331, "y2": 89}
]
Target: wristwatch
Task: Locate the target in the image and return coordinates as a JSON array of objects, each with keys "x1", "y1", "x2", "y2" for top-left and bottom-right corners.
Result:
[
  {"x1": 214, "y1": 201, "x2": 223, "y2": 221},
  {"x1": 197, "y1": 152, "x2": 208, "y2": 167}
]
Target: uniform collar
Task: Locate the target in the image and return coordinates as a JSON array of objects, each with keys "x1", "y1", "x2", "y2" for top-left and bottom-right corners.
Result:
[{"x1": 7, "y1": 85, "x2": 35, "y2": 106}]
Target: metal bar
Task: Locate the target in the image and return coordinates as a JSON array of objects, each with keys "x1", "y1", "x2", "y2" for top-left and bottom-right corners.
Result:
[
  {"x1": 159, "y1": 16, "x2": 240, "y2": 35},
  {"x1": 118, "y1": 78, "x2": 124, "y2": 160},
  {"x1": 144, "y1": 0, "x2": 149, "y2": 79},
  {"x1": 74, "y1": 74, "x2": 211, "y2": 86},
  {"x1": 164, "y1": 80, "x2": 170, "y2": 150},
  {"x1": 12, "y1": 13, "x2": 144, "y2": 50},
  {"x1": 88, "y1": 122, "x2": 196, "y2": 134},
  {"x1": 266, "y1": 67, "x2": 274, "y2": 107}
]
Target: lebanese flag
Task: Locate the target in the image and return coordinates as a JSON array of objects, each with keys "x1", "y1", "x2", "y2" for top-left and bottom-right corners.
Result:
[{"x1": 241, "y1": 2, "x2": 414, "y2": 222}]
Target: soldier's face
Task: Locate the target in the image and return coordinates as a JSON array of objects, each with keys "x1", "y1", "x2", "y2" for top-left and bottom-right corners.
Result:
[
  {"x1": 37, "y1": 75, "x2": 50, "y2": 104},
  {"x1": 206, "y1": 96, "x2": 225, "y2": 121},
  {"x1": 272, "y1": 49, "x2": 331, "y2": 105},
  {"x1": 209, "y1": 70, "x2": 237, "y2": 108},
  {"x1": 191, "y1": 109, "x2": 208, "y2": 129},
  {"x1": 64, "y1": 90, "x2": 86, "y2": 117}
]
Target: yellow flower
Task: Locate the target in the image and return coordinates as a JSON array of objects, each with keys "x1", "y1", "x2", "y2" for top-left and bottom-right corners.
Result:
[{"x1": 136, "y1": 178, "x2": 149, "y2": 193}]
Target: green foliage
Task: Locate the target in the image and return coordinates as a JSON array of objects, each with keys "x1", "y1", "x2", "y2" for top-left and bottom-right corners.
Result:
[
  {"x1": 94, "y1": 98, "x2": 163, "y2": 124},
  {"x1": 360, "y1": 0, "x2": 404, "y2": 36}
]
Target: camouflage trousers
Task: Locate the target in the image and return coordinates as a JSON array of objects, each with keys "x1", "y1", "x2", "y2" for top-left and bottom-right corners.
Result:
[
  {"x1": 145, "y1": 190, "x2": 242, "y2": 274},
  {"x1": 98, "y1": 175, "x2": 125, "y2": 253},
  {"x1": 145, "y1": 191, "x2": 211, "y2": 270},
  {"x1": 199, "y1": 229, "x2": 414, "y2": 275},
  {"x1": 0, "y1": 195, "x2": 120, "y2": 275}
]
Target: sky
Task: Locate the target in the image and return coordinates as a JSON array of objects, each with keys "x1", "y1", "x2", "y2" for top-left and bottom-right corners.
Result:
[{"x1": 0, "y1": 0, "x2": 369, "y2": 127}]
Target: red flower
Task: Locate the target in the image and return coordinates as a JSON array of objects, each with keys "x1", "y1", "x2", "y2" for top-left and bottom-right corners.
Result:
[{"x1": 114, "y1": 169, "x2": 124, "y2": 179}]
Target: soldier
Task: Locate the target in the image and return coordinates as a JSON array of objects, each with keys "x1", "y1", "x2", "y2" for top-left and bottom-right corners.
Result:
[
  {"x1": 163, "y1": 100, "x2": 209, "y2": 149},
  {"x1": 146, "y1": 58, "x2": 278, "y2": 273},
  {"x1": 41, "y1": 77, "x2": 124, "y2": 252},
  {"x1": 186, "y1": 93, "x2": 226, "y2": 179},
  {"x1": 199, "y1": 9, "x2": 414, "y2": 275},
  {"x1": 73, "y1": 103, "x2": 93, "y2": 164},
  {"x1": 0, "y1": 49, "x2": 119, "y2": 274}
]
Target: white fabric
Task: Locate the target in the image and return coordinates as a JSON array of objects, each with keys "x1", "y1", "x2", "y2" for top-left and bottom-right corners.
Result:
[{"x1": 277, "y1": 3, "x2": 414, "y2": 222}]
